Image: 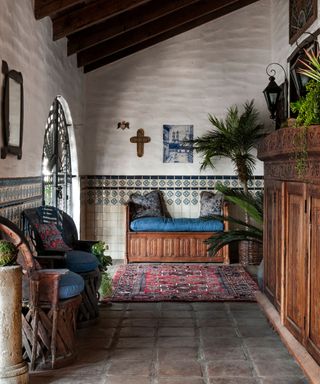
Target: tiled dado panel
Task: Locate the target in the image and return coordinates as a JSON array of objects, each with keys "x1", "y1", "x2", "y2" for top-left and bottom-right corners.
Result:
[
  {"x1": 0, "y1": 177, "x2": 42, "y2": 226},
  {"x1": 80, "y1": 175, "x2": 264, "y2": 260}
]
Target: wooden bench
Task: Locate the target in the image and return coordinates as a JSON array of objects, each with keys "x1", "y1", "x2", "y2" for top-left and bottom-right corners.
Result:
[{"x1": 125, "y1": 203, "x2": 229, "y2": 264}]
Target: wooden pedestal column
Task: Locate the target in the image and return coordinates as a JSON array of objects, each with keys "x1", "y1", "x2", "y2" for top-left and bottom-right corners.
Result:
[{"x1": 0, "y1": 265, "x2": 29, "y2": 383}]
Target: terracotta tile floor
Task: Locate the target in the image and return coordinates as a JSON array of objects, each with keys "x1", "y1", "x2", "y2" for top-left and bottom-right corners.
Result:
[{"x1": 29, "y1": 301, "x2": 310, "y2": 384}]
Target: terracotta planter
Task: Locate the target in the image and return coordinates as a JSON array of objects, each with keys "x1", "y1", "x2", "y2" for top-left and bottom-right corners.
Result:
[{"x1": 238, "y1": 240, "x2": 263, "y2": 266}]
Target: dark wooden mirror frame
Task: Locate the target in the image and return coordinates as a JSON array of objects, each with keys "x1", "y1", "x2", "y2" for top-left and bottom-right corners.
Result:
[{"x1": 1, "y1": 60, "x2": 24, "y2": 160}]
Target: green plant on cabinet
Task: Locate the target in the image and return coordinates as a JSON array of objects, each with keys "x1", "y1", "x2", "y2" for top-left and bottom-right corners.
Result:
[{"x1": 290, "y1": 49, "x2": 320, "y2": 178}]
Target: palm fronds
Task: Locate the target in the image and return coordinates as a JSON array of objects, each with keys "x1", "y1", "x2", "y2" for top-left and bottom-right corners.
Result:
[
  {"x1": 206, "y1": 228, "x2": 262, "y2": 256},
  {"x1": 205, "y1": 184, "x2": 263, "y2": 257},
  {"x1": 298, "y1": 48, "x2": 320, "y2": 83},
  {"x1": 190, "y1": 100, "x2": 265, "y2": 191},
  {"x1": 215, "y1": 183, "x2": 263, "y2": 225}
]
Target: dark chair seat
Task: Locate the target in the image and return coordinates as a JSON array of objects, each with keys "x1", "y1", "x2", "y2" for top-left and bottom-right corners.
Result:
[{"x1": 65, "y1": 250, "x2": 100, "y2": 274}]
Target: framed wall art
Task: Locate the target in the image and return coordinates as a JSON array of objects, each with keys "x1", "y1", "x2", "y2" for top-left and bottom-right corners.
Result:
[
  {"x1": 289, "y1": 0, "x2": 317, "y2": 44},
  {"x1": 1, "y1": 61, "x2": 24, "y2": 160},
  {"x1": 163, "y1": 124, "x2": 193, "y2": 163}
]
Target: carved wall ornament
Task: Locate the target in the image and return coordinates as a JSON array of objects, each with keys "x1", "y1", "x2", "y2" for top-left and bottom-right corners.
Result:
[
  {"x1": 258, "y1": 126, "x2": 320, "y2": 183},
  {"x1": 130, "y1": 129, "x2": 151, "y2": 157},
  {"x1": 117, "y1": 121, "x2": 130, "y2": 130},
  {"x1": 264, "y1": 156, "x2": 320, "y2": 182},
  {"x1": 258, "y1": 125, "x2": 320, "y2": 160}
]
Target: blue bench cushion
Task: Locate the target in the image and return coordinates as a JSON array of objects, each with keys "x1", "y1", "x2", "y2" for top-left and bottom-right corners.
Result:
[
  {"x1": 65, "y1": 250, "x2": 100, "y2": 273},
  {"x1": 130, "y1": 217, "x2": 224, "y2": 232},
  {"x1": 59, "y1": 271, "x2": 84, "y2": 300}
]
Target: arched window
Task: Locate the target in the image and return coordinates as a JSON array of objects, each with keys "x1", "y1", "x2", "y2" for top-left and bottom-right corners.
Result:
[{"x1": 42, "y1": 97, "x2": 73, "y2": 215}]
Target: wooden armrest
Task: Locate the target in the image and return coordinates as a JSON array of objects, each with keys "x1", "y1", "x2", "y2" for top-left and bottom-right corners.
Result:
[
  {"x1": 29, "y1": 270, "x2": 65, "y2": 306},
  {"x1": 34, "y1": 254, "x2": 66, "y2": 260},
  {"x1": 223, "y1": 202, "x2": 229, "y2": 231},
  {"x1": 33, "y1": 269, "x2": 69, "y2": 276}
]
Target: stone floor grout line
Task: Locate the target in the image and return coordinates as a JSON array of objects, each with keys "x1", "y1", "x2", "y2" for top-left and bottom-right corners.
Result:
[
  {"x1": 228, "y1": 305, "x2": 261, "y2": 383},
  {"x1": 194, "y1": 305, "x2": 211, "y2": 384},
  {"x1": 150, "y1": 303, "x2": 161, "y2": 384},
  {"x1": 101, "y1": 304, "x2": 128, "y2": 384}
]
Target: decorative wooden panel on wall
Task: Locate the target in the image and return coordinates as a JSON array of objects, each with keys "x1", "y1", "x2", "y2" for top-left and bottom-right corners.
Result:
[{"x1": 289, "y1": 0, "x2": 317, "y2": 44}]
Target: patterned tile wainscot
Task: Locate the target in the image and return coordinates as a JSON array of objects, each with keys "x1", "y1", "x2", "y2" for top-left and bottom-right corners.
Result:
[
  {"x1": 0, "y1": 177, "x2": 42, "y2": 226},
  {"x1": 80, "y1": 175, "x2": 264, "y2": 260}
]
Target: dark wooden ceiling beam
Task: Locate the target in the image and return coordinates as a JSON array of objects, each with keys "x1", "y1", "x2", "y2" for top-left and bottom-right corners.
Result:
[
  {"x1": 34, "y1": 0, "x2": 85, "y2": 20},
  {"x1": 83, "y1": 0, "x2": 259, "y2": 73},
  {"x1": 79, "y1": 0, "x2": 258, "y2": 68},
  {"x1": 52, "y1": 0, "x2": 151, "y2": 40},
  {"x1": 67, "y1": 0, "x2": 200, "y2": 55}
]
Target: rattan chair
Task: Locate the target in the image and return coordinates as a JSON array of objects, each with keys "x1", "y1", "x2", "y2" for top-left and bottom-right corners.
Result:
[
  {"x1": 22, "y1": 206, "x2": 101, "y2": 325},
  {"x1": 0, "y1": 216, "x2": 83, "y2": 371}
]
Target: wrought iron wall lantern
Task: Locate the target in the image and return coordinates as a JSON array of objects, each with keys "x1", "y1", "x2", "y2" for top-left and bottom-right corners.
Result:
[{"x1": 263, "y1": 63, "x2": 288, "y2": 125}]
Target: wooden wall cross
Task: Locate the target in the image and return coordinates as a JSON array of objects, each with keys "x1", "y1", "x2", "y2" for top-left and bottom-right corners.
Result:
[{"x1": 130, "y1": 129, "x2": 151, "y2": 157}]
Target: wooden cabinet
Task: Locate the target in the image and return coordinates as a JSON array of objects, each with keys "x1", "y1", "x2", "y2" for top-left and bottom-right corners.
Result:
[
  {"x1": 284, "y1": 182, "x2": 307, "y2": 344},
  {"x1": 283, "y1": 182, "x2": 320, "y2": 363},
  {"x1": 306, "y1": 185, "x2": 320, "y2": 364},
  {"x1": 264, "y1": 180, "x2": 282, "y2": 310},
  {"x1": 258, "y1": 126, "x2": 320, "y2": 366}
]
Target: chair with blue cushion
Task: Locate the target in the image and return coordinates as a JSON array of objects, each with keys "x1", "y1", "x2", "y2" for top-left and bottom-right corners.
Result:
[
  {"x1": 21, "y1": 206, "x2": 101, "y2": 326},
  {"x1": 0, "y1": 216, "x2": 84, "y2": 371}
]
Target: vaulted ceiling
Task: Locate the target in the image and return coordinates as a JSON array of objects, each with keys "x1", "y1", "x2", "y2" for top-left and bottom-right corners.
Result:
[{"x1": 34, "y1": 0, "x2": 260, "y2": 73}]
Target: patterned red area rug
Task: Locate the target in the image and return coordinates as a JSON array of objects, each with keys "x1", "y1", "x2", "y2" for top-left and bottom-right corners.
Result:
[{"x1": 103, "y1": 264, "x2": 258, "y2": 302}]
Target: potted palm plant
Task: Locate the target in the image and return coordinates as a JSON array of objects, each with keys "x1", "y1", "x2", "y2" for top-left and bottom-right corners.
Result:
[
  {"x1": 191, "y1": 100, "x2": 265, "y2": 264},
  {"x1": 206, "y1": 182, "x2": 263, "y2": 261},
  {"x1": 205, "y1": 183, "x2": 264, "y2": 287},
  {"x1": 192, "y1": 100, "x2": 265, "y2": 193}
]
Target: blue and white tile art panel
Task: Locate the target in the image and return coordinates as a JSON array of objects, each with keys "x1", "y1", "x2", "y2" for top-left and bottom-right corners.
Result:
[
  {"x1": 163, "y1": 125, "x2": 193, "y2": 163},
  {"x1": 0, "y1": 177, "x2": 42, "y2": 226},
  {"x1": 80, "y1": 175, "x2": 264, "y2": 260}
]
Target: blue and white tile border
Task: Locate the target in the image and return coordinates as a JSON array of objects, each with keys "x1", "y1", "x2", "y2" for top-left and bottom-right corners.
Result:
[
  {"x1": 81, "y1": 175, "x2": 264, "y2": 206},
  {"x1": 0, "y1": 177, "x2": 42, "y2": 225}
]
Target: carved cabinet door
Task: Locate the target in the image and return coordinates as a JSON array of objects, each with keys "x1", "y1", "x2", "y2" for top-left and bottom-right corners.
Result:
[
  {"x1": 264, "y1": 179, "x2": 283, "y2": 311},
  {"x1": 284, "y1": 182, "x2": 307, "y2": 344},
  {"x1": 305, "y1": 185, "x2": 320, "y2": 365}
]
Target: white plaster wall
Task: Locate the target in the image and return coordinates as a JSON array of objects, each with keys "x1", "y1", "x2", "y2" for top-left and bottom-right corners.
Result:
[
  {"x1": 84, "y1": 0, "x2": 272, "y2": 177},
  {"x1": 0, "y1": 0, "x2": 85, "y2": 178}
]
